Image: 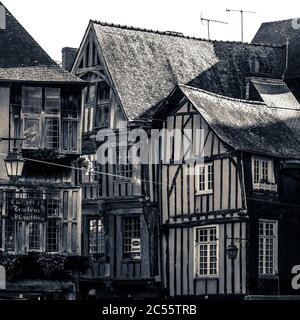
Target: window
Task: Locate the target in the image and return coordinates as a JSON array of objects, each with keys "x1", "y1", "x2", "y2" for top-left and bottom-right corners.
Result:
[
  {"x1": 22, "y1": 87, "x2": 61, "y2": 149},
  {"x1": 95, "y1": 82, "x2": 110, "y2": 128},
  {"x1": 195, "y1": 163, "x2": 213, "y2": 195},
  {"x1": 5, "y1": 220, "x2": 16, "y2": 252},
  {"x1": 259, "y1": 220, "x2": 278, "y2": 276},
  {"x1": 23, "y1": 118, "x2": 41, "y2": 148},
  {"x1": 195, "y1": 226, "x2": 218, "y2": 277},
  {"x1": 123, "y1": 217, "x2": 141, "y2": 260},
  {"x1": 47, "y1": 220, "x2": 60, "y2": 252},
  {"x1": 46, "y1": 191, "x2": 60, "y2": 216},
  {"x1": 89, "y1": 219, "x2": 105, "y2": 255},
  {"x1": 115, "y1": 148, "x2": 133, "y2": 180},
  {"x1": 252, "y1": 157, "x2": 277, "y2": 191},
  {"x1": 83, "y1": 84, "x2": 96, "y2": 133},
  {"x1": 44, "y1": 118, "x2": 59, "y2": 149},
  {"x1": 28, "y1": 222, "x2": 42, "y2": 251},
  {"x1": 62, "y1": 92, "x2": 79, "y2": 152},
  {"x1": 22, "y1": 87, "x2": 42, "y2": 114}
]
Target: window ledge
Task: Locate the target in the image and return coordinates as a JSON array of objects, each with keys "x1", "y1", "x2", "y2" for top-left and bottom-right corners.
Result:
[
  {"x1": 195, "y1": 191, "x2": 213, "y2": 196},
  {"x1": 258, "y1": 274, "x2": 279, "y2": 279},
  {"x1": 121, "y1": 259, "x2": 141, "y2": 264},
  {"x1": 194, "y1": 275, "x2": 219, "y2": 280}
]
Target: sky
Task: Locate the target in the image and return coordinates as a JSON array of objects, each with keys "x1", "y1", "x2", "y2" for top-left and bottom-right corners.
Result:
[{"x1": 3, "y1": 0, "x2": 300, "y2": 61}]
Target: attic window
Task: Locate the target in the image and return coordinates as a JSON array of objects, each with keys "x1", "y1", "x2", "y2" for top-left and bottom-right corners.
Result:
[{"x1": 252, "y1": 156, "x2": 277, "y2": 192}]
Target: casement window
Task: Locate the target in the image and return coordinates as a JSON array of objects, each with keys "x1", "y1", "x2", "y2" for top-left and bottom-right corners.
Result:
[
  {"x1": 5, "y1": 219, "x2": 16, "y2": 252},
  {"x1": 94, "y1": 81, "x2": 110, "y2": 128},
  {"x1": 83, "y1": 81, "x2": 110, "y2": 133},
  {"x1": 61, "y1": 93, "x2": 79, "y2": 153},
  {"x1": 28, "y1": 222, "x2": 42, "y2": 251},
  {"x1": 122, "y1": 217, "x2": 141, "y2": 260},
  {"x1": 195, "y1": 226, "x2": 218, "y2": 277},
  {"x1": 89, "y1": 219, "x2": 105, "y2": 255},
  {"x1": 83, "y1": 84, "x2": 96, "y2": 133},
  {"x1": 258, "y1": 220, "x2": 278, "y2": 276},
  {"x1": 195, "y1": 163, "x2": 214, "y2": 195},
  {"x1": 115, "y1": 148, "x2": 133, "y2": 180},
  {"x1": 46, "y1": 191, "x2": 60, "y2": 216},
  {"x1": 252, "y1": 157, "x2": 277, "y2": 191},
  {"x1": 22, "y1": 87, "x2": 60, "y2": 149},
  {"x1": 46, "y1": 220, "x2": 60, "y2": 252}
]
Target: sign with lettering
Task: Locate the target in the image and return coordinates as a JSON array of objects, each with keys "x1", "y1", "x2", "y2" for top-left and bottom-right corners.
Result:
[
  {"x1": 130, "y1": 238, "x2": 141, "y2": 253},
  {"x1": 7, "y1": 197, "x2": 46, "y2": 221}
]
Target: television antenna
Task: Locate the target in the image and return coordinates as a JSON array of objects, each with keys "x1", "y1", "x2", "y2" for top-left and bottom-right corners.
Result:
[
  {"x1": 200, "y1": 13, "x2": 228, "y2": 40},
  {"x1": 226, "y1": 9, "x2": 256, "y2": 42}
]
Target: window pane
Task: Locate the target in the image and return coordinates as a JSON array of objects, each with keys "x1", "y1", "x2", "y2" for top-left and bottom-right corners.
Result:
[
  {"x1": 89, "y1": 219, "x2": 105, "y2": 254},
  {"x1": 97, "y1": 82, "x2": 110, "y2": 103},
  {"x1": 47, "y1": 220, "x2": 59, "y2": 252},
  {"x1": 23, "y1": 118, "x2": 41, "y2": 148},
  {"x1": 22, "y1": 87, "x2": 42, "y2": 114},
  {"x1": 258, "y1": 221, "x2": 277, "y2": 275},
  {"x1": 46, "y1": 191, "x2": 60, "y2": 216},
  {"x1": 196, "y1": 227, "x2": 218, "y2": 277},
  {"x1": 122, "y1": 217, "x2": 141, "y2": 259},
  {"x1": 5, "y1": 220, "x2": 16, "y2": 252},
  {"x1": 29, "y1": 222, "x2": 41, "y2": 250},
  {"x1": 44, "y1": 118, "x2": 59, "y2": 149},
  {"x1": 45, "y1": 88, "x2": 60, "y2": 115}
]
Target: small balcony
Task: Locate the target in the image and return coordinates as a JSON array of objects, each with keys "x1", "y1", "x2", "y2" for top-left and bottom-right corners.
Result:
[{"x1": 253, "y1": 181, "x2": 278, "y2": 192}]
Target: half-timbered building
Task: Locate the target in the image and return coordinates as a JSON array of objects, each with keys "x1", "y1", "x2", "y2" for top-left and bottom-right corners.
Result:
[
  {"x1": 0, "y1": 2, "x2": 85, "y2": 299},
  {"x1": 154, "y1": 82, "x2": 300, "y2": 297},
  {"x1": 70, "y1": 19, "x2": 300, "y2": 299}
]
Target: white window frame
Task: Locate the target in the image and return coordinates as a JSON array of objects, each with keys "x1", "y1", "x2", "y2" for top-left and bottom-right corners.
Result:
[
  {"x1": 194, "y1": 225, "x2": 219, "y2": 278},
  {"x1": 252, "y1": 156, "x2": 277, "y2": 192},
  {"x1": 258, "y1": 219, "x2": 278, "y2": 276},
  {"x1": 195, "y1": 162, "x2": 214, "y2": 195}
]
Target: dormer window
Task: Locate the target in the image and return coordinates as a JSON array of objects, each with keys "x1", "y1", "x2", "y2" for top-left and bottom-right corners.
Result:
[{"x1": 252, "y1": 156, "x2": 277, "y2": 192}]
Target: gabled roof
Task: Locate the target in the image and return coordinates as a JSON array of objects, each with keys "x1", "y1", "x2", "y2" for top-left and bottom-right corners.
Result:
[
  {"x1": 252, "y1": 19, "x2": 297, "y2": 46},
  {"x1": 91, "y1": 20, "x2": 285, "y2": 121},
  {"x1": 252, "y1": 18, "x2": 300, "y2": 78},
  {"x1": 175, "y1": 85, "x2": 300, "y2": 158},
  {"x1": 0, "y1": 2, "x2": 82, "y2": 83}
]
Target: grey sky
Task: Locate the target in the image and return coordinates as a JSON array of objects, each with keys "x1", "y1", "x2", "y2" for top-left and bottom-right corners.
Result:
[{"x1": 3, "y1": 0, "x2": 299, "y2": 61}]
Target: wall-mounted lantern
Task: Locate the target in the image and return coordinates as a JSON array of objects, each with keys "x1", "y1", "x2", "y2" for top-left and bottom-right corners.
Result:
[{"x1": 4, "y1": 147, "x2": 25, "y2": 181}]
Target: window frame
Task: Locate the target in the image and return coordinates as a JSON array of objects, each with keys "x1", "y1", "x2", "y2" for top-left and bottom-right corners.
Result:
[
  {"x1": 122, "y1": 216, "x2": 141, "y2": 260},
  {"x1": 21, "y1": 86, "x2": 61, "y2": 150},
  {"x1": 27, "y1": 222, "x2": 43, "y2": 252},
  {"x1": 258, "y1": 219, "x2": 278, "y2": 277},
  {"x1": 252, "y1": 156, "x2": 276, "y2": 191},
  {"x1": 46, "y1": 219, "x2": 60, "y2": 253},
  {"x1": 88, "y1": 218, "x2": 105, "y2": 255},
  {"x1": 195, "y1": 162, "x2": 214, "y2": 195},
  {"x1": 194, "y1": 225, "x2": 219, "y2": 278}
]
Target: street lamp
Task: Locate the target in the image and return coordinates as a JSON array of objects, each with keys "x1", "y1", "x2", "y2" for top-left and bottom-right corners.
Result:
[
  {"x1": 226, "y1": 242, "x2": 239, "y2": 260},
  {"x1": 4, "y1": 147, "x2": 25, "y2": 181}
]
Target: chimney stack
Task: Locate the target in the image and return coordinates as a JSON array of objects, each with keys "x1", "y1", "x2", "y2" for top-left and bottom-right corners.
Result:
[
  {"x1": 0, "y1": 4, "x2": 6, "y2": 30},
  {"x1": 62, "y1": 47, "x2": 77, "y2": 72}
]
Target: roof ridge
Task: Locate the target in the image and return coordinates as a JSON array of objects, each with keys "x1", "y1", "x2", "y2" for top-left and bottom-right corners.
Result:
[
  {"x1": 91, "y1": 19, "x2": 285, "y2": 48},
  {"x1": 178, "y1": 84, "x2": 266, "y2": 106},
  {"x1": 261, "y1": 18, "x2": 295, "y2": 25}
]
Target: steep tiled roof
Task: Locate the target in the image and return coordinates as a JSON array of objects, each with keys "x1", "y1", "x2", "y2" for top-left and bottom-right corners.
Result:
[
  {"x1": 177, "y1": 85, "x2": 300, "y2": 158},
  {"x1": 0, "y1": 2, "x2": 82, "y2": 83},
  {"x1": 91, "y1": 20, "x2": 285, "y2": 121},
  {"x1": 252, "y1": 19, "x2": 300, "y2": 78}
]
